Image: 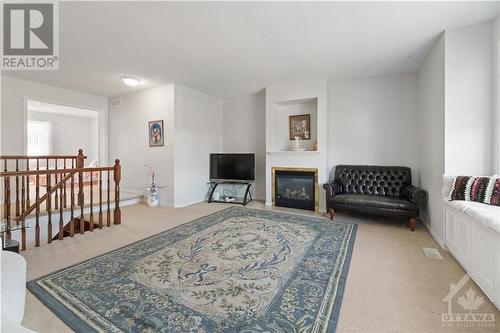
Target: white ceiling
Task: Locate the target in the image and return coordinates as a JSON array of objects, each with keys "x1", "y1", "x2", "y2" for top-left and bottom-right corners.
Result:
[{"x1": 3, "y1": 2, "x2": 498, "y2": 98}]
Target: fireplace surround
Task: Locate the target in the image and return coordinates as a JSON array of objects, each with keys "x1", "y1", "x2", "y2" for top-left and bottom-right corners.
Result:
[{"x1": 272, "y1": 167, "x2": 319, "y2": 212}]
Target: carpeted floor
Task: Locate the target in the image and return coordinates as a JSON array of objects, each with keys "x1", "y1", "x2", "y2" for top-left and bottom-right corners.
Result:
[
  {"x1": 27, "y1": 207, "x2": 356, "y2": 332},
  {"x1": 20, "y1": 201, "x2": 500, "y2": 333}
]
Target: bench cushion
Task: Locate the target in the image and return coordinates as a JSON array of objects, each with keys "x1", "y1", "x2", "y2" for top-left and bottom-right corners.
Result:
[{"x1": 448, "y1": 200, "x2": 500, "y2": 235}]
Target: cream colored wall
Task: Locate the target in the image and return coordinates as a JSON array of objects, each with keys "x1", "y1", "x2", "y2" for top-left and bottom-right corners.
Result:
[
  {"x1": 28, "y1": 111, "x2": 99, "y2": 163},
  {"x1": 328, "y1": 73, "x2": 420, "y2": 179},
  {"x1": 173, "y1": 84, "x2": 223, "y2": 207},
  {"x1": 222, "y1": 91, "x2": 266, "y2": 200},
  {"x1": 417, "y1": 34, "x2": 446, "y2": 245},
  {"x1": 493, "y1": 14, "x2": 500, "y2": 174},
  {"x1": 108, "y1": 85, "x2": 175, "y2": 206},
  {"x1": 0, "y1": 76, "x2": 108, "y2": 163},
  {"x1": 445, "y1": 21, "x2": 494, "y2": 176}
]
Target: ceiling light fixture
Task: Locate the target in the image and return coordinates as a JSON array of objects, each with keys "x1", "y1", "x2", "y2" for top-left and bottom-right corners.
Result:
[{"x1": 120, "y1": 76, "x2": 141, "y2": 87}]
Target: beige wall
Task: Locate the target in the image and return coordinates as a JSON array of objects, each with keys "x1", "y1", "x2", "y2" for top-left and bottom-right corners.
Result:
[
  {"x1": 328, "y1": 73, "x2": 420, "y2": 179},
  {"x1": 108, "y1": 85, "x2": 175, "y2": 205},
  {"x1": 222, "y1": 91, "x2": 266, "y2": 200},
  {"x1": 28, "y1": 110, "x2": 99, "y2": 163},
  {"x1": 445, "y1": 21, "x2": 494, "y2": 176},
  {"x1": 1, "y1": 76, "x2": 108, "y2": 162},
  {"x1": 173, "y1": 84, "x2": 223, "y2": 207},
  {"x1": 417, "y1": 34, "x2": 446, "y2": 245}
]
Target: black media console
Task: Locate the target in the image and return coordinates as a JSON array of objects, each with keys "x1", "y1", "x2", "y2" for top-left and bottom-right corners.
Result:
[{"x1": 208, "y1": 181, "x2": 253, "y2": 206}]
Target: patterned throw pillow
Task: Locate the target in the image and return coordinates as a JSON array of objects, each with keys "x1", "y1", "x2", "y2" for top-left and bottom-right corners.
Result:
[
  {"x1": 449, "y1": 176, "x2": 500, "y2": 206},
  {"x1": 488, "y1": 178, "x2": 500, "y2": 206}
]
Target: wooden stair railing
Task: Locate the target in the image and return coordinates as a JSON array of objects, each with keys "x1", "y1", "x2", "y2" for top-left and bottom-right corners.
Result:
[
  {"x1": 1, "y1": 149, "x2": 87, "y2": 213},
  {"x1": 1, "y1": 150, "x2": 121, "y2": 251}
]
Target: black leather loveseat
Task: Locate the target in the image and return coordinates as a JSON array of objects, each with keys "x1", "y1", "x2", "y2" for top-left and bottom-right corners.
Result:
[{"x1": 323, "y1": 165, "x2": 426, "y2": 231}]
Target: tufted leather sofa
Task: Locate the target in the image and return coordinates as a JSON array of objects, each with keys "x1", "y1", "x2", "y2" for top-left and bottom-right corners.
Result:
[{"x1": 323, "y1": 165, "x2": 426, "y2": 231}]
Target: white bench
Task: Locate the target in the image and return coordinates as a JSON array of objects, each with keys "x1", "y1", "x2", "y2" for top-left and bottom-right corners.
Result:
[{"x1": 443, "y1": 176, "x2": 500, "y2": 310}]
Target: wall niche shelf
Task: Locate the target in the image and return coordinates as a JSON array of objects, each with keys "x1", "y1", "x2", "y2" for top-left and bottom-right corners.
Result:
[{"x1": 268, "y1": 96, "x2": 319, "y2": 152}]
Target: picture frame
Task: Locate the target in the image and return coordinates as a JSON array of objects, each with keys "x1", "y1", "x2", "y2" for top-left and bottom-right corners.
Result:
[
  {"x1": 148, "y1": 120, "x2": 164, "y2": 147},
  {"x1": 289, "y1": 114, "x2": 311, "y2": 140}
]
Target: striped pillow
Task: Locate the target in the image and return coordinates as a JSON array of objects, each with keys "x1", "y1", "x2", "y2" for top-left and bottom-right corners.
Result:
[{"x1": 449, "y1": 176, "x2": 500, "y2": 206}]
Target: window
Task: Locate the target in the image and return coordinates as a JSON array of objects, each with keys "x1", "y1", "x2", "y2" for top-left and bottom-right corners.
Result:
[{"x1": 27, "y1": 120, "x2": 52, "y2": 155}]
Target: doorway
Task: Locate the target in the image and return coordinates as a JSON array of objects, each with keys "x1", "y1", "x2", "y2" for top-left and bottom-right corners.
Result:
[{"x1": 26, "y1": 99, "x2": 100, "y2": 167}]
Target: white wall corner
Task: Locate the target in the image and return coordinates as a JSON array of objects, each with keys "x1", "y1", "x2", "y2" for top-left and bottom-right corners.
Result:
[{"x1": 420, "y1": 217, "x2": 446, "y2": 249}]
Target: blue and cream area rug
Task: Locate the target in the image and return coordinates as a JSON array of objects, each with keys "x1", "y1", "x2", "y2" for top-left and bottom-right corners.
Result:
[{"x1": 28, "y1": 207, "x2": 357, "y2": 333}]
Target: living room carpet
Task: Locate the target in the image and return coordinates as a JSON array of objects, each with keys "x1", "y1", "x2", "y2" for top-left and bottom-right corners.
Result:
[{"x1": 27, "y1": 207, "x2": 357, "y2": 333}]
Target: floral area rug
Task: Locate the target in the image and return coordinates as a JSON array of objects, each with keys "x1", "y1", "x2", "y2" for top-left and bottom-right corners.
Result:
[{"x1": 27, "y1": 206, "x2": 357, "y2": 333}]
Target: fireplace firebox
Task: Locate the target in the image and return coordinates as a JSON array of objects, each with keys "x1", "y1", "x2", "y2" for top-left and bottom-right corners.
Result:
[{"x1": 272, "y1": 167, "x2": 318, "y2": 211}]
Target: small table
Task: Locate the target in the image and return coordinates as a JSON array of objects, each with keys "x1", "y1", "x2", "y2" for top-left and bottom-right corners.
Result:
[
  {"x1": 145, "y1": 184, "x2": 167, "y2": 207},
  {"x1": 3, "y1": 239, "x2": 19, "y2": 253},
  {"x1": 208, "y1": 181, "x2": 253, "y2": 206},
  {"x1": 1, "y1": 219, "x2": 30, "y2": 254}
]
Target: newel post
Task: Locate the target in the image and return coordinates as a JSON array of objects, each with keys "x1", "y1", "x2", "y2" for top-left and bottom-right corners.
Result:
[
  {"x1": 4, "y1": 177, "x2": 11, "y2": 240},
  {"x1": 76, "y1": 149, "x2": 85, "y2": 206},
  {"x1": 113, "y1": 159, "x2": 121, "y2": 225},
  {"x1": 3, "y1": 161, "x2": 11, "y2": 240},
  {"x1": 77, "y1": 149, "x2": 85, "y2": 233},
  {"x1": 76, "y1": 149, "x2": 85, "y2": 168}
]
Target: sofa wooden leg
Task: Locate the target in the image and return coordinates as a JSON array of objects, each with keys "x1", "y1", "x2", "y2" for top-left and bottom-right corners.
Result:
[
  {"x1": 409, "y1": 217, "x2": 417, "y2": 232},
  {"x1": 329, "y1": 208, "x2": 335, "y2": 220}
]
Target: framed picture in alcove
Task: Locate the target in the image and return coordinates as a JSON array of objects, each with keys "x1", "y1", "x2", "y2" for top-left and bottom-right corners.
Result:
[
  {"x1": 148, "y1": 120, "x2": 164, "y2": 147},
  {"x1": 289, "y1": 114, "x2": 311, "y2": 140}
]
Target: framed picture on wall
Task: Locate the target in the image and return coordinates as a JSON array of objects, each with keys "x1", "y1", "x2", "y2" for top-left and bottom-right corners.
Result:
[
  {"x1": 148, "y1": 120, "x2": 164, "y2": 147},
  {"x1": 289, "y1": 114, "x2": 311, "y2": 140}
]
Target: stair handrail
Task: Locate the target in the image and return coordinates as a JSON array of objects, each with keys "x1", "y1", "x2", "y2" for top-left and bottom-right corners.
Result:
[
  {"x1": 1, "y1": 149, "x2": 87, "y2": 171},
  {"x1": 1, "y1": 149, "x2": 87, "y2": 217},
  {"x1": 1, "y1": 157, "x2": 121, "y2": 250}
]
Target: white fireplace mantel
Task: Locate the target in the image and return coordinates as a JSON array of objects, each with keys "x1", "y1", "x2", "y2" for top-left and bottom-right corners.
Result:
[{"x1": 266, "y1": 151, "x2": 322, "y2": 156}]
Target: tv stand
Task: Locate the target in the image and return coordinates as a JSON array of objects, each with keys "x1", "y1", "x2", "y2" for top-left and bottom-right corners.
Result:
[{"x1": 208, "y1": 181, "x2": 253, "y2": 206}]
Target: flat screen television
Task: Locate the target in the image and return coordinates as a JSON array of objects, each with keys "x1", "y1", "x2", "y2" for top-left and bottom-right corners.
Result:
[{"x1": 210, "y1": 153, "x2": 255, "y2": 182}]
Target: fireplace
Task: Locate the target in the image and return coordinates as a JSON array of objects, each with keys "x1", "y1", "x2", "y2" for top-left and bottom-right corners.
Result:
[{"x1": 272, "y1": 167, "x2": 318, "y2": 212}]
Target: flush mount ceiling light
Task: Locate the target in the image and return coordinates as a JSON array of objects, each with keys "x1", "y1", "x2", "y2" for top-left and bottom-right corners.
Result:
[{"x1": 120, "y1": 76, "x2": 141, "y2": 87}]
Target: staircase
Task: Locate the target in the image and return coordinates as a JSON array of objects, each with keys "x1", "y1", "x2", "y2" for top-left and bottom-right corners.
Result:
[{"x1": 1, "y1": 149, "x2": 122, "y2": 251}]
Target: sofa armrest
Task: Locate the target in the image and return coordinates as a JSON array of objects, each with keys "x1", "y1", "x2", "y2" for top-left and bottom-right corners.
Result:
[
  {"x1": 403, "y1": 185, "x2": 427, "y2": 206},
  {"x1": 323, "y1": 179, "x2": 343, "y2": 199}
]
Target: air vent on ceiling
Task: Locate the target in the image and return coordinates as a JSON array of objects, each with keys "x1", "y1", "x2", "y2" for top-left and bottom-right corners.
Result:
[{"x1": 110, "y1": 98, "x2": 121, "y2": 108}]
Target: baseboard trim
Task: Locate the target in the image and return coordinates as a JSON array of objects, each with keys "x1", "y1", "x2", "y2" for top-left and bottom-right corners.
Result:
[
  {"x1": 174, "y1": 199, "x2": 205, "y2": 208},
  {"x1": 420, "y1": 217, "x2": 445, "y2": 249},
  {"x1": 121, "y1": 197, "x2": 142, "y2": 207},
  {"x1": 120, "y1": 188, "x2": 143, "y2": 196}
]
